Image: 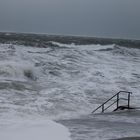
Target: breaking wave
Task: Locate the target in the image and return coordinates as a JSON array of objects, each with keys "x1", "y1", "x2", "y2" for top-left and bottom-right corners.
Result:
[
  {"x1": 50, "y1": 41, "x2": 115, "y2": 51},
  {"x1": 0, "y1": 43, "x2": 140, "y2": 121}
]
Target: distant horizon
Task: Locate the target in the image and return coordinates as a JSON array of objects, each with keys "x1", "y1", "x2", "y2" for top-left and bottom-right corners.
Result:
[
  {"x1": 1, "y1": 1, "x2": 140, "y2": 40},
  {"x1": 0, "y1": 30, "x2": 140, "y2": 41}
]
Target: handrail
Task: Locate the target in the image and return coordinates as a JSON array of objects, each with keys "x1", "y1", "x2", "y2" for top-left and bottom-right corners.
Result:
[
  {"x1": 92, "y1": 91, "x2": 132, "y2": 114},
  {"x1": 104, "y1": 99, "x2": 118, "y2": 112}
]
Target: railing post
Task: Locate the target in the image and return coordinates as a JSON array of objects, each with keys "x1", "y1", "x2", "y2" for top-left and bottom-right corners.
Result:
[
  {"x1": 128, "y1": 93, "x2": 130, "y2": 108},
  {"x1": 117, "y1": 93, "x2": 119, "y2": 109},
  {"x1": 92, "y1": 91, "x2": 133, "y2": 114},
  {"x1": 102, "y1": 104, "x2": 104, "y2": 113}
]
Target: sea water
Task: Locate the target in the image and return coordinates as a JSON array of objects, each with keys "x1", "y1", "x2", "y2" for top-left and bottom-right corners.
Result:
[{"x1": 0, "y1": 40, "x2": 140, "y2": 140}]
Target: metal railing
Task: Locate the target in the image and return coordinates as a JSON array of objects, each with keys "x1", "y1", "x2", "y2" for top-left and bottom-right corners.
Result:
[{"x1": 92, "y1": 91, "x2": 132, "y2": 114}]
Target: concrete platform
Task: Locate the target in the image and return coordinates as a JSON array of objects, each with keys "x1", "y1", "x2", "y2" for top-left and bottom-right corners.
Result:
[{"x1": 59, "y1": 109, "x2": 140, "y2": 140}]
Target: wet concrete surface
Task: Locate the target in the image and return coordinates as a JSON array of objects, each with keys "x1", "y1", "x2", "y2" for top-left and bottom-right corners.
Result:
[{"x1": 58, "y1": 110, "x2": 140, "y2": 140}]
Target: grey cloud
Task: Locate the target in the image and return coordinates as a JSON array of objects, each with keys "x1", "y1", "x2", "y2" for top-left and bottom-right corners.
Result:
[{"x1": 0, "y1": 0, "x2": 140, "y2": 39}]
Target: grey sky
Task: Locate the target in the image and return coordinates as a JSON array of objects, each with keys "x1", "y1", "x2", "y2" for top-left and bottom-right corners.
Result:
[{"x1": 0, "y1": 0, "x2": 140, "y2": 39}]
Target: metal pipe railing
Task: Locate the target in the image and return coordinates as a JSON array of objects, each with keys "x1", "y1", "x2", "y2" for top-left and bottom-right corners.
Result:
[{"x1": 92, "y1": 91, "x2": 132, "y2": 114}]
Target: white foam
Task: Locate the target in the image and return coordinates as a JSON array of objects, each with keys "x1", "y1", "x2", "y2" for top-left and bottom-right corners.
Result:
[
  {"x1": 0, "y1": 42, "x2": 140, "y2": 140},
  {"x1": 0, "y1": 119, "x2": 71, "y2": 140},
  {"x1": 51, "y1": 41, "x2": 115, "y2": 50},
  {"x1": 0, "y1": 60, "x2": 35, "y2": 80},
  {"x1": 1, "y1": 43, "x2": 140, "y2": 119}
]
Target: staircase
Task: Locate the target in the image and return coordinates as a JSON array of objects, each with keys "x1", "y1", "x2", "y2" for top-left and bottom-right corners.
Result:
[{"x1": 92, "y1": 91, "x2": 134, "y2": 114}]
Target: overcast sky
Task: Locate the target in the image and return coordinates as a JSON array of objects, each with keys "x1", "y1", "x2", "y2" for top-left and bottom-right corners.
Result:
[{"x1": 0, "y1": 0, "x2": 140, "y2": 39}]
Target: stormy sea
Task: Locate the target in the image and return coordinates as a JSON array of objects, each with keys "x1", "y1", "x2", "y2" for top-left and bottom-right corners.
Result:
[{"x1": 0, "y1": 33, "x2": 140, "y2": 140}]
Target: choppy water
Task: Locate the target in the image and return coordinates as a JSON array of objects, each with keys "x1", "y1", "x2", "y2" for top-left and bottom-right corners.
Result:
[{"x1": 0, "y1": 41, "x2": 140, "y2": 139}]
